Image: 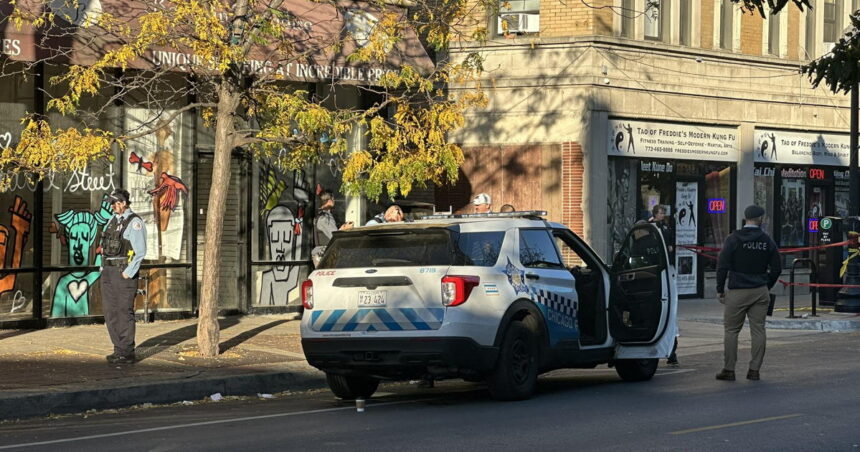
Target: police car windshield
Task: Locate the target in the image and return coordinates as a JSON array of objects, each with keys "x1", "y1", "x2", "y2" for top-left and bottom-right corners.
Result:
[{"x1": 318, "y1": 229, "x2": 505, "y2": 269}]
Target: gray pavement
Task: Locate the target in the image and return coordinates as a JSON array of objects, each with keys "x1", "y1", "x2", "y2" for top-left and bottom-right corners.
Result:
[{"x1": 0, "y1": 292, "x2": 857, "y2": 421}]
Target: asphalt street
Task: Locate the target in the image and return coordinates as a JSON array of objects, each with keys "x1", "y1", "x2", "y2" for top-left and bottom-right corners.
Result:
[{"x1": 1, "y1": 323, "x2": 858, "y2": 452}]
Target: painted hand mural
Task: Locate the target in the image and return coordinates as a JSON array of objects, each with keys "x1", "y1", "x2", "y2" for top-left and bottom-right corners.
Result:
[
  {"x1": 0, "y1": 195, "x2": 32, "y2": 295},
  {"x1": 50, "y1": 195, "x2": 112, "y2": 318}
]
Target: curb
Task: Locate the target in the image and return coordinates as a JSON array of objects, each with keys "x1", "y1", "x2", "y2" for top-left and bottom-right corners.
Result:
[
  {"x1": 684, "y1": 317, "x2": 860, "y2": 332},
  {"x1": 0, "y1": 368, "x2": 327, "y2": 421}
]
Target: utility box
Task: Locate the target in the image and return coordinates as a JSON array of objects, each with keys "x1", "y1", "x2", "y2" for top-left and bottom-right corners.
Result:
[{"x1": 817, "y1": 216, "x2": 843, "y2": 306}]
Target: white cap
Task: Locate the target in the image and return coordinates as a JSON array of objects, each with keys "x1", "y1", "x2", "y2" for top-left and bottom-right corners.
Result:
[{"x1": 472, "y1": 193, "x2": 492, "y2": 206}]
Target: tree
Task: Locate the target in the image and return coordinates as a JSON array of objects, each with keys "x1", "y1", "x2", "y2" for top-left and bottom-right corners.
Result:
[{"x1": 0, "y1": 0, "x2": 490, "y2": 356}]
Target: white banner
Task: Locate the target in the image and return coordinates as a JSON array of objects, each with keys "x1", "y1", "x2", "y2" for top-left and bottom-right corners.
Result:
[
  {"x1": 608, "y1": 120, "x2": 738, "y2": 162},
  {"x1": 125, "y1": 109, "x2": 187, "y2": 260},
  {"x1": 754, "y1": 129, "x2": 849, "y2": 166},
  {"x1": 675, "y1": 182, "x2": 698, "y2": 296}
]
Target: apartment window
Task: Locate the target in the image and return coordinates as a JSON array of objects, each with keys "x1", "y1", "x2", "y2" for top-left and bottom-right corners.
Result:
[
  {"x1": 768, "y1": 14, "x2": 780, "y2": 55},
  {"x1": 823, "y1": 0, "x2": 843, "y2": 43},
  {"x1": 644, "y1": 0, "x2": 662, "y2": 39},
  {"x1": 497, "y1": 0, "x2": 540, "y2": 34},
  {"x1": 621, "y1": 0, "x2": 635, "y2": 38},
  {"x1": 805, "y1": 0, "x2": 816, "y2": 57},
  {"x1": 679, "y1": 0, "x2": 692, "y2": 45},
  {"x1": 720, "y1": 0, "x2": 734, "y2": 50}
]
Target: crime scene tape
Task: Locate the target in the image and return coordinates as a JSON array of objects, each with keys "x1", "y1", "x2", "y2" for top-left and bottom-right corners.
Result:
[{"x1": 778, "y1": 279, "x2": 860, "y2": 289}]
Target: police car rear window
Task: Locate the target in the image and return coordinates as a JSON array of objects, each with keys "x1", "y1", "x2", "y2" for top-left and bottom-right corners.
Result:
[{"x1": 318, "y1": 230, "x2": 505, "y2": 268}]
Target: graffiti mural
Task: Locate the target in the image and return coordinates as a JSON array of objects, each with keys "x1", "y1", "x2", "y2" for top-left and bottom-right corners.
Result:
[
  {"x1": 0, "y1": 196, "x2": 32, "y2": 295},
  {"x1": 257, "y1": 166, "x2": 310, "y2": 306},
  {"x1": 50, "y1": 195, "x2": 112, "y2": 318}
]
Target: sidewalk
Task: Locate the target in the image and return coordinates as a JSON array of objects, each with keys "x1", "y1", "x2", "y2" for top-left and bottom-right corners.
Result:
[
  {"x1": 1, "y1": 294, "x2": 858, "y2": 421},
  {"x1": 0, "y1": 315, "x2": 326, "y2": 421}
]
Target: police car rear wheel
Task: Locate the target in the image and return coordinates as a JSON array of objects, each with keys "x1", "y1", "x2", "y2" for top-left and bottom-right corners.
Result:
[
  {"x1": 487, "y1": 320, "x2": 538, "y2": 401},
  {"x1": 614, "y1": 358, "x2": 658, "y2": 382},
  {"x1": 325, "y1": 373, "x2": 380, "y2": 400}
]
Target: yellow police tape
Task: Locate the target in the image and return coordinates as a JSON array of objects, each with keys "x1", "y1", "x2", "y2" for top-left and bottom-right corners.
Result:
[{"x1": 840, "y1": 248, "x2": 860, "y2": 278}]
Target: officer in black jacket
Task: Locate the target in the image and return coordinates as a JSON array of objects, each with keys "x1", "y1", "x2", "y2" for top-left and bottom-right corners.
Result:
[{"x1": 715, "y1": 205, "x2": 781, "y2": 381}]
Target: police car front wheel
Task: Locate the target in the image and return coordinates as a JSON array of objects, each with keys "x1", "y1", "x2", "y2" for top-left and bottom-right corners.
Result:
[
  {"x1": 487, "y1": 319, "x2": 538, "y2": 401},
  {"x1": 325, "y1": 373, "x2": 380, "y2": 400}
]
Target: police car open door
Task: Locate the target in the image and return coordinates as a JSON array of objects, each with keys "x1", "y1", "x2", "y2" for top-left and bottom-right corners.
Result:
[{"x1": 608, "y1": 223, "x2": 678, "y2": 359}]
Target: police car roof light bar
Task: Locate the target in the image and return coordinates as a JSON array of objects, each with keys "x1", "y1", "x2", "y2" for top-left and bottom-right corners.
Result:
[{"x1": 424, "y1": 210, "x2": 547, "y2": 220}]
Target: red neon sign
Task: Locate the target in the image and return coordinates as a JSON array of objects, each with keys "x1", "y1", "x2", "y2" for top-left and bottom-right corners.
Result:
[
  {"x1": 707, "y1": 198, "x2": 726, "y2": 213},
  {"x1": 809, "y1": 169, "x2": 825, "y2": 180}
]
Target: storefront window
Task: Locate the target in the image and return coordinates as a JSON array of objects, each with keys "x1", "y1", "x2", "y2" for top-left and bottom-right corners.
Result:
[
  {"x1": 779, "y1": 168, "x2": 806, "y2": 247},
  {"x1": 754, "y1": 166, "x2": 776, "y2": 237}
]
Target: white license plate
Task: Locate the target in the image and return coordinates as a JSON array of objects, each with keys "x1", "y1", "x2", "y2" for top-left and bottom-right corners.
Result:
[{"x1": 358, "y1": 290, "x2": 386, "y2": 307}]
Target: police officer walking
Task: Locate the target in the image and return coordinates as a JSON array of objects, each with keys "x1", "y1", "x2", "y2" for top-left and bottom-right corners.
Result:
[
  {"x1": 715, "y1": 205, "x2": 781, "y2": 381},
  {"x1": 101, "y1": 189, "x2": 147, "y2": 364}
]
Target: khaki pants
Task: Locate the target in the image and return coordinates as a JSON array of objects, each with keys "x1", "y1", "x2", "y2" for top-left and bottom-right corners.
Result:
[{"x1": 723, "y1": 286, "x2": 770, "y2": 372}]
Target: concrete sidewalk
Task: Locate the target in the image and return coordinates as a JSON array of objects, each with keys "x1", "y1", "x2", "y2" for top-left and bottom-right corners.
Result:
[
  {"x1": 1, "y1": 294, "x2": 858, "y2": 421},
  {"x1": 0, "y1": 315, "x2": 326, "y2": 421}
]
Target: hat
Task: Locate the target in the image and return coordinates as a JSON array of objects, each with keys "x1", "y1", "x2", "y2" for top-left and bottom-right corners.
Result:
[
  {"x1": 744, "y1": 205, "x2": 765, "y2": 220},
  {"x1": 108, "y1": 189, "x2": 130, "y2": 204},
  {"x1": 472, "y1": 193, "x2": 492, "y2": 206}
]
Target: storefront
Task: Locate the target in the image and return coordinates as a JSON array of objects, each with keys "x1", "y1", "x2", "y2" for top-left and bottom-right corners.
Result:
[{"x1": 606, "y1": 119, "x2": 738, "y2": 298}]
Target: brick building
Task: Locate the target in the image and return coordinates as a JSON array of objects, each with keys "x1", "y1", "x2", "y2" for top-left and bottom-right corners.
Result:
[{"x1": 441, "y1": 0, "x2": 855, "y2": 297}]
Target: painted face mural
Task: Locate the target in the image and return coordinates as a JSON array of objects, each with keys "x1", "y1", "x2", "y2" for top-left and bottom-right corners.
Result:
[
  {"x1": 51, "y1": 195, "x2": 112, "y2": 318},
  {"x1": 259, "y1": 205, "x2": 303, "y2": 305}
]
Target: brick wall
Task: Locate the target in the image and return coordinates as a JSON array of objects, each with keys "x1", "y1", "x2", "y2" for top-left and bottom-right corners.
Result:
[
  {"x1": 561, "y1": 142, "x2": 585, "y2": 238},
  {"x1": 740, "y1": 11, "x2": 763, "y2": 55},
  {"x1": 787, "y1": 6, "x2": 800, "y2": 60},
  {"x1": 701, "y1": 0, "x2": 715, "y2": 49}
]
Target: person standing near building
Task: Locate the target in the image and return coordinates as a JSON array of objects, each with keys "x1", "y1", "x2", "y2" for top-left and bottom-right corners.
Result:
[
  {"x1": 312, "y1": 190, "x2": 353, "y2": 267},
  {"x1": 473, "y1": 193, "x2": 492, "y2": 213},
  {"x1": 100, "y1": 189, "x2": 147, "y2": 364},
  {"x1": 715, "y1": 205, "x2": 781, "y2": 381}
]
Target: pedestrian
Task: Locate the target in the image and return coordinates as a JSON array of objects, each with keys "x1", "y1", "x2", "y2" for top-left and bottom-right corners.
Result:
[
  {"x1": 100, "y1": 189, "x2": 147, "y2": 364},
  {"x1": 312, "y1": 190, "x2": 353, "y2": 267},
  {"x1": 500, "y1": 204, "x2": 515, "y2": 213},
  {"x1": 715, "y1": 205, "x2": 781, "y2": 381},
  {"x1": 472, "y1": 193, "x2": 492, "y2": 213},
  {"x1": 648, "y1": 204, "x2": 679, "y2": 366},
  {"x1": 366, "y1": 204, "x2": 405, "y2": 225}
]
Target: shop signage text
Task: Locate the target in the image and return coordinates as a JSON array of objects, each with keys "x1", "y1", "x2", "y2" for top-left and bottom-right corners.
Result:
[
  {"x1": 754, "y1": 167, "x2": 775, "y2": 177},
  {"x1": 781, "y1": 168, "x2": 807, "y2": 178},
  {"x1": 608, "y1": 120, "x2": 738, "y2": 162},
  {"x1": 640, "y1": 160, "x2": 674, "y2": 173},
  {"x1": 755, "y1": 129, "x2": 849, "y2": 167},
  {"x1": 2, "y1": 39, "x2": 21, "y2": 57},
  {"x1": 707, "y1": 198, "x2": 726, "y2": 213}
]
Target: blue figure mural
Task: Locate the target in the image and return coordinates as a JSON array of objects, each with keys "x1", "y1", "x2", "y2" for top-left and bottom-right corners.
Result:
[{"x1": 51, "y1": 195, "x2": 112, "y2": 318}]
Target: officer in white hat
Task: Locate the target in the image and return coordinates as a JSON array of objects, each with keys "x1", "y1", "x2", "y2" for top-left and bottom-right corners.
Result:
[{"x1": 472, "y1": 193, "x2": 492, "y2": 213}]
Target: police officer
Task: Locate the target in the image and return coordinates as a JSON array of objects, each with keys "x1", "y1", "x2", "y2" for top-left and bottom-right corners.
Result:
[
  {"x1": 100, "y1": 189, "x2": 147, "y2": 364},
  {"x1": 715, "y1": 205, "x2": 781, "y2": 381},
  {"x1": 312, "y1": 190, "x2": 353, "y2": 266}
]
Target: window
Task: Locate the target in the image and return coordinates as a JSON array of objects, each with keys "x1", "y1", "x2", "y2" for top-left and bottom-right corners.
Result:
[
  {"x1": 805, "y1": 0, "x2": 816, "y2": 57},
  {"x1": 823, "y1": 0, "x2": 842, "y2": 43},
  {"x1": 614, "y1": 226, "x2": 665, "y2": 270},
  {"x1": 519, "y1": 230, "x2": 563, "y2": 268},
  {"x1": 720, "y1": 0, "x2": 734, "y2": 50},
  {"x1": 621, "y1": 0, "x2": 635, "y2": 38},
  {"x1": 644, "y1": 0, "x2": 662, "y2": 40},
  {"x1": 679, "y1": 0, "x2": 692, "y2": 46},
  {"x1": 455, "y1": 231, "x2": 505, "y2": 267},
  {"x1": 768, "y1": 13, "x2": 780, "y2": 55},
  {"x1": 498, "y1": 0, "x2": 540, "y2": 34}
]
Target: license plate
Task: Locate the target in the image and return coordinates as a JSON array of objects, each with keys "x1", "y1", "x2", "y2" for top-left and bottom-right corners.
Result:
[{"x1": 358, "y1": 290, "x2": 386, "y2": 307}]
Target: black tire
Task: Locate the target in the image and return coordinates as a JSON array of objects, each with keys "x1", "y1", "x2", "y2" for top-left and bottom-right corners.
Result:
[
  {"x1": 614, "y1": 358, "x2": 659, "y2": 382},
  {"x1": 487, "y1": 320, "x2": 538, "y2": 401},
  {"x1": 325, "y1": 373, "x2": 380, "y2": 399}
]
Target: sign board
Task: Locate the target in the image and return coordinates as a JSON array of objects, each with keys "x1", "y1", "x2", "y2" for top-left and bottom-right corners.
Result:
[
  {"x1": 754, "y1": 129, "x2": 850, "y2": 167},
  {"x1": 675, "y1": 182, "x2": 699, "y2": 296},
  {"x1": 608, "y1": 120, "x2": 738, "y2": 162}
]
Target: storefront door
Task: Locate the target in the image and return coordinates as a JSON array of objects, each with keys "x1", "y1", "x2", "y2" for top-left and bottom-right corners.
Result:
[{"x1": 196, "y1": 154, "x2": 248, "y2": 312}]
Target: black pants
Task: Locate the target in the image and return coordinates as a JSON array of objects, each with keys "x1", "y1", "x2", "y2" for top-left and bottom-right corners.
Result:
[{"x1": 101, "y1": 265, "x2": 138, "y2": 356}]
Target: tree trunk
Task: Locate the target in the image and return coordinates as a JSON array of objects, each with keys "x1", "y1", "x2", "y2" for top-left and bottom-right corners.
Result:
[{"x1": 197, "y1": 83, "x2": 241, "y2": 357}]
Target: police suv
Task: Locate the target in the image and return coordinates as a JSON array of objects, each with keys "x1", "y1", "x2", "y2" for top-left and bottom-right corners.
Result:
[{"x1": 300, "y1": 211, "x2": 677, "y2": 401}]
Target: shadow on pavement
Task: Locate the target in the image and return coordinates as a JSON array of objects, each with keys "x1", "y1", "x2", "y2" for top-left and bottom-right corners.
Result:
[
  {"x1": 135, "y1": 317, "x2": 240, "y2": 361},
  {"x1": 219, "y1": 319, "x2": 290, "y2": 353}
]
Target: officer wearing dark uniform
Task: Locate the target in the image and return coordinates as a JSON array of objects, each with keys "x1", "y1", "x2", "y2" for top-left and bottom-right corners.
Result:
[
  {"x1": 101, "y1": 189, "x2": 147, "y2": 364},
  {"x1": 715, "y1": 205, "x2": 781, "y2": 381}
]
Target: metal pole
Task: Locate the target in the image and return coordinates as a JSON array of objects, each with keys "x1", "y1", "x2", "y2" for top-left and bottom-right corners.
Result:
[{"x1": 850, "y1": 82, "x2": 859, "y2": 216}]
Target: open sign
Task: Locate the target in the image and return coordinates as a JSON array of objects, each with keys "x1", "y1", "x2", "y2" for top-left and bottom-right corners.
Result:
[
  {"x1": 809, "y1": 168, "x2": 826, "y2": 180},
  {"x1": 809, "y1": 218, "x2": 819, "y2": 233},
  {"x1": 707, "y1": 198, "x2": 726, "y2": 213}
]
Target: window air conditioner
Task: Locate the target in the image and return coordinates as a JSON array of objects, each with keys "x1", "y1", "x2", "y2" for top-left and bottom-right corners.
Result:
[{"x1": 498, "y1": 13, "x2": 540, "y2": 34}]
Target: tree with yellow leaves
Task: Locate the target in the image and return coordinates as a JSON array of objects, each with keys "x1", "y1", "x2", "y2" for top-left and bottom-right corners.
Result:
[{"x1": 0, "y1": 0, "x2": 490, "y2": 356}]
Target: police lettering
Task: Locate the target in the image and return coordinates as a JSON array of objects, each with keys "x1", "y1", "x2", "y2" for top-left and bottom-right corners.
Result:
[{"x1": 742, "y1": 242, "x2": 768, "y2": 251}]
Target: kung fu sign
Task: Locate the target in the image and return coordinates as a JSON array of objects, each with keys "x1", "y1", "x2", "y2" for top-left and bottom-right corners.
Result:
[
  {"x1": 754, "y1": 129, "x2": 850, "y2": 167},
  {"x1": 608, "y1": 120, "x2": 738, "y2": 162}
]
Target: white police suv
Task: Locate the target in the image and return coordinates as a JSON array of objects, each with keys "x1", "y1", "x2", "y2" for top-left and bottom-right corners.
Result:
[{"x1": 300, "y1": 211, "x2": 677, "y2": 401}]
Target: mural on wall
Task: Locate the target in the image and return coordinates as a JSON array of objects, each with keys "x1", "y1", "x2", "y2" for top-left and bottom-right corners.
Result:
[
  {"x1": 50, "y1": 195, "x2": 112, "y2": 318},
  {"x1": 258, "y1": 165, "x2": 310, "y2": 306},
  {"x1": 0, "y1": 195, "x2": 32, "y2": 295},
  {"x1": 607, "y1": 159, "x2": 638, "y2": 257}
]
